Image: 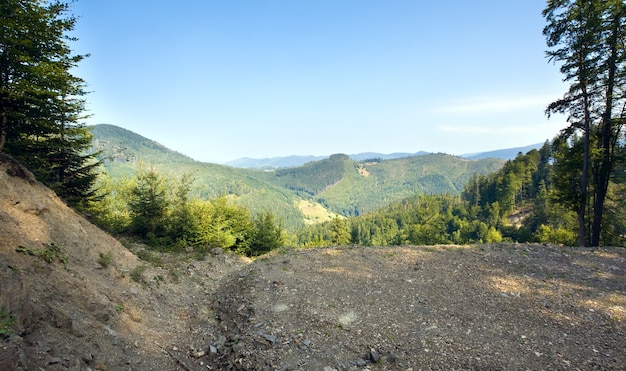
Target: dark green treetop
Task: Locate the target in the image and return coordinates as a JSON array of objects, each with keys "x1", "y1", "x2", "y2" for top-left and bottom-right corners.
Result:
[{"x1": 0, "y1": 0, "x2": 99, "y2": 207}]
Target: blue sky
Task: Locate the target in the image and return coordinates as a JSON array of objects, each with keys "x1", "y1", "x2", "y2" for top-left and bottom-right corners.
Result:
[{"x1": 71, "y1": 1, "x2": 566, "y2": 163}]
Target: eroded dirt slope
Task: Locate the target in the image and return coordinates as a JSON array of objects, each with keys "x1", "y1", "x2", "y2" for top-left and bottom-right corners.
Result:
[{"x1": 0, "y1": 154, "x2": 249, "y2": 370}]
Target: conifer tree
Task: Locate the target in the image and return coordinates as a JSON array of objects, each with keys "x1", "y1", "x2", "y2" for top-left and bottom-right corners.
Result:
[
  {"x1": 128, "y1": 168, "x2": 168, "y2": 239},
  {"x1": 246, "y1": 211, "x2": 284, "y2": 257},
  {"x1": 543, "y1": 0, "x2": 626, "y2": 246},
  {"x1": 0, "y1": 0, "x2": 98, "y2": 207}
]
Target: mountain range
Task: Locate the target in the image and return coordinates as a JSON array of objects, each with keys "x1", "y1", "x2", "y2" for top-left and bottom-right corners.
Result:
[
  {"x1": 224, "y1": 145, "x2": 543, "y2": 169},
  {"x1": 88, "y1": 124, "x2": 535, "y2": 232}
]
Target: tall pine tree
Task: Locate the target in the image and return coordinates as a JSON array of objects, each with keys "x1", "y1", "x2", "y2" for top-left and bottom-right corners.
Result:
[
  {"x1": 0, "y1": 0, "x2": 99, "y2": 207},
  {"x1": 543, "y1": 0, "x2": 626, "y2": 246}
]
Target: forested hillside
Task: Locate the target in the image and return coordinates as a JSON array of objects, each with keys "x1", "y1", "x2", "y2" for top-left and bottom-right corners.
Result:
[
  {"x1": 298, "y1": 143, "x2": 626, "y2": 248},
  {"x1": 315, "y1": 153, "x2": 503, "y2": 216},
  {"x1": 88, "y1": 124, "x2": 505, "y2": 232},
  {"x1": 90, "y1": 125, "x2": 305, "y2": 232},
  {"x1": 87, "y1": 123, "x2": 626, "y2": 249}
]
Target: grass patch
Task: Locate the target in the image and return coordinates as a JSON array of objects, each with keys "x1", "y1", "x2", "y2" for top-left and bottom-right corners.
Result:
[
  {"x1": 16, "y1": 242, "x2": 68, "y2": 269},
  {"x1": 98, "y1": 251, "x2": 113, "y2": 268},
  {"x1": 168, "y1": 268, "x2": 181, "y2": 283},
  {"x1": 130, "y1": 265, "x2": 147, "y2": 283},
  {"x1": 136, "y1": 249, "x2": 164, "y2": 267},
  {"x1": 0, "y1": 308, "x2": 16, "y2": 339},
  {"x1": 153, "y1": 275, "x2": 165, "y2": 286}
]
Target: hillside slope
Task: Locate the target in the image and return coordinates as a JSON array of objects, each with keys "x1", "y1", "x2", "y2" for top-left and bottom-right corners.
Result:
[
  {"x1": 317, "y1": 153, "x2": 504, "y2": 215},
  {"x1": 89, "y1": 124, "x2": 506, "y2": 228},
  {"x1": 0, "y1": 154, "x2": 249, "y2": 369}
]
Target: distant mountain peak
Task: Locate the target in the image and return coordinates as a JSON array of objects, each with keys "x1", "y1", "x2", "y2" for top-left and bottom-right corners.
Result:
[
  {"x1": 460, "y1": 144, "x2": 545, "y2": 161},
  {"x1": 222, "y1": 145, "x2": 544, "y2": 170}
]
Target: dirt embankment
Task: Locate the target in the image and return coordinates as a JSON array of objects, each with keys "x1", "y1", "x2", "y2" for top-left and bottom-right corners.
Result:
[{"x1": 1, "y1": 154, "x2": 625, "y2": 370}]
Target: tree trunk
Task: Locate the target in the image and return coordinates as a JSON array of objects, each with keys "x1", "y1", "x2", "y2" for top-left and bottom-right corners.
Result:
[
  {"x1": 591, "y1": 9, "x2": 621, "y2": 247},
  {"x1": 0, "y1": 110, "x2": 6, "y2": 152},
  {"x1": 578, "y1": 79, "x2": 591, "y2": 247}
]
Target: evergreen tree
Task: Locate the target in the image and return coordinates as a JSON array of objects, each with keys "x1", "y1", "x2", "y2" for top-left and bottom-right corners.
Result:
[
  {"x1": 168, "y1": 173, "x2": 194, "y2": 243},
  {"x1": 330, "y1": 217, "x2": 351, "y2": 245},
  {"x1": 128, "y1": 168, "x2": 169, "y2": 239},
  {"x1": 0, "y1": 0, "x2": 98, "y2": 207},
  {"x1": 590, "y1": 1, "x2": 626, "y2": 246},
  {"x1": 543, "y1": 0, "x2": 626, "y2": 246},
  {"x1": 246, "y1": 211, "x2": 284, "y2": 257},
  {"x1": 187, "y1": 196, "x2": 252, "y2": 250}
]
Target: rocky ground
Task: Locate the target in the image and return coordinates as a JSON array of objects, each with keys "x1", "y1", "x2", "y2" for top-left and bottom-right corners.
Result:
[
  {"x1": 1, "y1": 154, "x2": 625, "y2": 370},
  {"x1": 208, "y1": 245, "x2": 626, "y2": 370}
]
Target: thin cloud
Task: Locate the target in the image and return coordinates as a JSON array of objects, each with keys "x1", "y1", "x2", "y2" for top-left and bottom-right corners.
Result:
[
  {"x1": 439, "y1": 122, "x2": 561, "y2": 134},
  {"x1": 435, "y1": 95, "x2": 555, "y2": 115}
]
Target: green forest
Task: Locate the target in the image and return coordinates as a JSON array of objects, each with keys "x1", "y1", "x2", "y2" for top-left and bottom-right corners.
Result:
[
  {"x1": 1, "y1": 0, "x2": 625, "y2": 257},
  {"x1": 298, "y1": 143, "x2": 625, "y2": 247}
]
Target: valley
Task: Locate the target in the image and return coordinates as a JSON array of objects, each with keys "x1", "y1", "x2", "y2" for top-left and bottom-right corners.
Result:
[{"x1": 89, "y1": 124, "x2": 507, "y2": 232}]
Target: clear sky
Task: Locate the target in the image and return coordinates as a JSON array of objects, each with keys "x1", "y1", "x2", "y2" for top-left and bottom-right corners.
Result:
[{"x1": 71, "y1": 0, "x2": 567, "y2": 164}]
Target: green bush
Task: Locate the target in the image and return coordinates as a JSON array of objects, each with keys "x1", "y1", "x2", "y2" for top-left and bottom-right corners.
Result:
[
  {"x1": 130, "y1": 265, "x2": 147, "y2": 283},
  {"x1": 240, "y1": 212, "x2": 285, "y2": 257},
  {"x1": 534, "y1": 225, "x2": 577, "y2": 246},
  {"x1": 0, "y1": 309, "x2": 16, "y2": 339},
  {"x1": 98, "y1": 251, "x2": 113, "y2": 268}
]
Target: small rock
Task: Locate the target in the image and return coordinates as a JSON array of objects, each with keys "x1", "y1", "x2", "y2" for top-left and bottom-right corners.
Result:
[
  {"x1": 70, "y1": 320, "x2": 86, "y2": 337},
  {"x1": 69, "y1": 357, "x2": 81, "y2": 370},
  {"x1": 102, "y1": 325, "x2": 116, "y2": 337},
  {"x1": 95, "y1": 311, "x2": 110, "y2": 322},
  {"x1": 192, "y1": 350, "x2": 205, "y2": 358},
  {"x1": 46, "y1": 356, "x2": 62, "y2": 365},
  {"x1": 231, "y1": 341, "x2": 245, "y2": 353},
  {"x1": 209, "y1": 345, "x2": 218, "y2": 355},
  {"x1": 262, "y1": 333, "x2": 277, "y2": 344},
  {"x1": 129, "y1": 287, "x2": 138, "y2": 295},
  {"x1": 211, "y1": 247, "x2": 223, "y2": 256},
  {"x1": 356, "y1": 358, "x2": 367, "y2": 367},
  {"x1": 323, "y1": 367, "x2": 337, "y2": 371},
  {"x1": 81, "y1": 354, "x2": 93, "y2": 365},
  {"x1": 368, "y1": 348, "x2": 380, "y2": 362}
]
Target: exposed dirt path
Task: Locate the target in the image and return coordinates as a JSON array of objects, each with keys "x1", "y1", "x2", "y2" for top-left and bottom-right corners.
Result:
[{"x1": 208, "y1": 245, "x2": 626, "y2": 370}]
